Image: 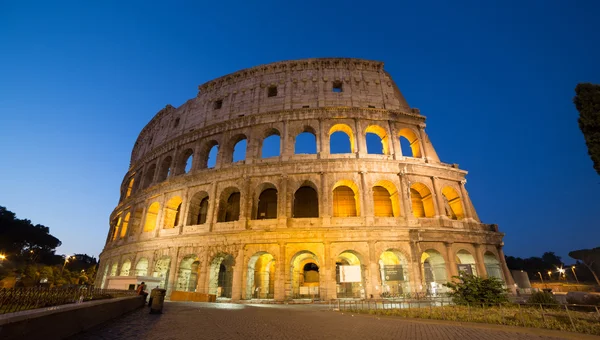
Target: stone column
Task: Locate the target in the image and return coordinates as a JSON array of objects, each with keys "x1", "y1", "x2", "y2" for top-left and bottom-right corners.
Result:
[
  {"x1": 153, "y1": 194, "x2": 167, "y2": 237},
  {"x1": 275, "y1": 242, "x2": 286, "y2": 301},
  {"x1": 322, "y1": 241, "x2": 335, "y2": 300},
  {"x1": 207, "y1": 181, "x2": 218, "y2": 231},
  {"x1": 320, "y1": 172, "x2": 330, "y2": 226},
  {"x1": 281, "y1": 120, "x2": 289, "y2": 161},
  {"x1": 497, "y1": 245, "x2": 515, "y2": 286},
  {"x1": 444, "y1": 242, "x2": 459, "y2": 279},
  {"x1": 166, "y1": 247, "x2": 180, "y2": 299},
  {"x1": 231, "y1": 248, "x2": 244, "y2": 301},
  {"x1": 388, "y1": 120, "x2": 400, "y2": 159},
  {"x1": 241, "y1": 176, "x2": 252, "y2": 229},
  {"x1": 397, "y1": 172, "x2": 414, "y2": 220},
  {"x1": 367, "y1": 241, "x2": 380, "y2": 299},
  {"x1": 196, "y1": 250, "x2": 209, "y2": 294},
  {"x1": 278, "y1": 175, "x2": 288, "y2": 227},
  {"x1": 418, "y1": 126, "x2": 429, "y2": 162},
  {"x1": 473, "y1": 244, "x2": 488, "y2": 278},
  {"x1": 354, "y1": 118, "x2": 365, "y2": 157},
  {"x1": 359, "y1": 171, "x2": 370, "y2": 218},
  {"x1": 409, "y1": 241, "x2": 423, "y2": 293},
  {"x1": 431, "y1": 176, "x2": 445, "y2": 218},
  {"x1": 459, "y1": 180, "x2": 473, "y2": 220},
  {"x1": 318, "y1": 119, "x2": 328, "y2": 158}
]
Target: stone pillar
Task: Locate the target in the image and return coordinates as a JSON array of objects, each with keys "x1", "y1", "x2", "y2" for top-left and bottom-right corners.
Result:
[
  {"x1": 398, "y1": 172, "x2": 414, "y2": 220},
  {"x1": 367, "y1": 241, "x2": 380, "y2": 299},
  {"x1": 241, "y1": 176, "x2": 252, "y2": 228},
  {"x1": 473, "y1": 244, "x2": 487, "y2": 278},
  {"x1": 322, "y1": 242, "x2": 335, "y2": 300},
  {"x1": 166, "y1": 247, "x2": 180, "y2": 298},
  {"x1": 281, "y1": 120, "x2": 289, "y2": 161},
  {"x1": 497, "y1": 245, "x2": 515, "y2": 286},
  {"x1": 318, "y1": 119, "x2": 328, "y2": 158},
  {"x1": 431, "y1": 177, "x2": 445, "y2": 218},
  {"x1": 418, "y1": 126, "x2": 429, "y2": 162},
  {"x1": 207, "y1": 181, "x2": 218, "y2": 230},
  {"x1": 388, "y1": 120, "x2": 400, "y2": 159},
  {"x1": 359, "y1": 171, "x2": 369, "y2": 219},
  {"x1": 459, "y1": 180, "x2": 474, "y2": 220},
  {"x1": 231, "y1": 248, "x2": 244, "y2": 301},
  {"x1": 196, "y1": 250, "x2": 209, "y2": 294},
  {"x1": 278, "y1": 175, "x2": 288, "y2": 227},
  {"x1": 444, "y1": 242, "x2": 459, "y2": 279},
  {"x1": 409, "y1": 241, "x2": 423, "y2": 293},
  {"x1": 153, "y1": 194, "x2": 167, "y2": 237},
  {"x1": 354, "y1": 118, "x2": 365, "y2": 157},
  {"x1": 275, "y1": 242, "x2": 286, "y2": 301}
]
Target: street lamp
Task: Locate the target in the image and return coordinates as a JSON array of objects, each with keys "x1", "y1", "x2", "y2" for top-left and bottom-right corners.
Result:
[
  {"x1": 0, "y1": 254, "x2": 6, "y2": 261},
  {"x1": 571, "y1": 266, "x2": 579, "y2": 284},
  {"x1": 537, "y1": 271, "x2": 544, "y2": 283},
  {"x1": 558, "y1": 268, "x2": 565, "y2": 280},
  {"x1": 547, "y1": 271, "x2": 552, "y2": 280},
  {"x1": 61, "y1": 255, "x2": 74, "y2": 274}
]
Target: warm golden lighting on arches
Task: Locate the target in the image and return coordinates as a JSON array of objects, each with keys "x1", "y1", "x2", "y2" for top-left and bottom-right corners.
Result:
[
  {"x1": 329, "y1": 124, "x2": 356, "y2": 153},
  {"x1": 410, "y1": 182, "x2": 435, "y2": 218},
  {"x1": 332, "y1": 180, "x2": 360, "y2": 217},
  {"x1": 112, "y1": 215, "x2": 122, "y2": 241},
  {"x1": 164, "y1": 196, "x2": 183, "y2": 229},
  {"x1": 372, "y1": 180, "x2": 401, "y2": 217},
  {"x1": 125, "y1": 178, "x2": 134, "y2": 198},
  {"x1": 365, "y1": 125, "x2": 389, "y2": 155},
  {"x1": 144, "y1": 202, "x2": 160, "y2": 232},
  {"x1": 120, "y1": 212, "x2": 130, "y2": 238},
  {"x1": 398, "y1": 128, "x2": 422, "y2": 158},
  {"x1": 441, "y1": 186, "x2": 464, "y2": 220}
]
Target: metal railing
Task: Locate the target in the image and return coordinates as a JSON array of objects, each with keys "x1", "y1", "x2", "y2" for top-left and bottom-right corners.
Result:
[
  {"x1": 332, "y1": 299, "x2": 600, "y2": 335},
  {"x1": 0, "y1": 287, "x2": 139, "y2": 314}
]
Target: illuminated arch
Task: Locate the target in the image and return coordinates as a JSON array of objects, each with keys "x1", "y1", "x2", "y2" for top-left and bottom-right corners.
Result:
[
  {"x1": 293, "y1": 181, "x2": 319, "y2": 218},
  {"x1": 176, "y1": 255, "x2": 200, "y2": 292},
  {"x1": 421, "y1": 249, "x2": 447, "y2": 291},
  {"x1": 119, "y1": 212, "x2": 130, "y2": 238},
  {"x1": 143, "y1": 202, "x2": 160, "y2": 232},
  {"x1": 290, "y1": 250, "x2": 320, "y2": 299},
  {"x1": 484, "y1": 252, "x2": 504, "y2": 280},
  {"x1": 329, "y1": 123, "x2": 355, "y2": 154},
  {"x1": 164, "y1": 196, "x2": 183, "y2": 229},
  {"x1": 456, "y1": 249, "x2": 478, "y2": 276},
  {"x1": 441, "y1": 186, "x2": 464, "y2": 220},
  {"x1": 254, "y1": 183, "x2": 278, "y2": 220},
  {"x1": 379, "y1": 249, "x2": 411, "y2": 295},
  {"x1": 120, "y1": 259, "x2": 132, "y2": 276},
  {"x1": 208, "y1": 253, "x2": 235, "y2": 298},
  {"x1": 246, "y1": 252, "x2": 275, "y2": 299},
  {"x1": 135, "y1": 258, "x2": 149, "y2": 276},
  {"x1": 336, "y1": 250, "x2": 366, "y2": 298},
  {"x1": 217, "y1": 187, "x2": 241, "y2": 222},
  {"x1": 125, "y1": 177, "x2": 134, "y2": 198},
  {"x1": 398, "y1": 128, "x2": 422, "y2": 158},
  {"x1": 332, "y1": 180, "x2": 360, "y2": 217},
  {"x1": 410, "y1": 182, "x2": 435, "y2": 218},
  {"x1": 372, "y1": 180, "x2": 401, "y2": 217},
  {"x1": 365, "y1": 125, "x2": 389, "y2": 155},
  {"x1": 187, "y1": 191, "x2": 209, "y2": 225}
]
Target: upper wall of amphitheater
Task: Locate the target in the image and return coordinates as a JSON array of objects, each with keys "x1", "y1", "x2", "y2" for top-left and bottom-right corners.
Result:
[{"x1": 131, "y1": 58, "x2": 416, "y2": 164}]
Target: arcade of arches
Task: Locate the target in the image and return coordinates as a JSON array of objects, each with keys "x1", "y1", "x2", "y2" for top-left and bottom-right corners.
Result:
[{"x1": 101, "y1": 242, "x2": 510, "y2": 301}]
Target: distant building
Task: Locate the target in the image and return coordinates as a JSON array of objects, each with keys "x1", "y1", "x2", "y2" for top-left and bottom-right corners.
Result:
[{"x1": 96, "y1": 58, "x2": 513, "y2": 300}]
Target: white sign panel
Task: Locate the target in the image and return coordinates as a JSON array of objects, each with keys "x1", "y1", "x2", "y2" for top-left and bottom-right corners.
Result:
[{"x1": 339, "y1": 265, "x2": 362, "y2": 283}]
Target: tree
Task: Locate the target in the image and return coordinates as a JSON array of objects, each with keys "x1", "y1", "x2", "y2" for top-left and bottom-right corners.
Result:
[
  {"x1": 443, "y1": 273, "x2": 508, "y2": 306},
  {"x1": 569, "y1": 247, "x2": 600, "y2": 285},
  {"x1": 573, "y1": 83, "x2": 600, "y2": 175}
]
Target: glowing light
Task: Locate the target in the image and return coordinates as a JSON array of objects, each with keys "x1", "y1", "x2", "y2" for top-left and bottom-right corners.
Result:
[{"x1": 0, "y1": 254, "x2": 6, "y2": 260}]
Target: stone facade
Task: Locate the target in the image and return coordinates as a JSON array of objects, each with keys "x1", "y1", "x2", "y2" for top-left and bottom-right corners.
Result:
[{"x1": 96, "y1": 58, "x2": 514, "y2": 301}]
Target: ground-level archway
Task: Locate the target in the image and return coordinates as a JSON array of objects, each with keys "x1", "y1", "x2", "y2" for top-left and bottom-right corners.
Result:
[
  {"x1": 421, "y1": 249, "x2": 447, "y2": 295},
  {"x1": 336, "y1": 250, "x2": 366, "y2": 299},
  {"x1": 246, "y1": 252, "x2": 275, "y2": 299},
  {"x1": 290, "y1": 251, "x2": 320, "y2": 299},
  {"x1": 153, "y1": 257, "x2": 171, "y2": 289},
  {"x1": 484, "y1": 252, "x2": 504, "y2": 280},
  {"x1": 176, "y1": 256, "x2": 200, "y2": 292},
  {"x1": 379, "y1": 249, "x2": 411, "y2": 297},
  {"x1": 456, "y1": 250, "x2": 477, "y2": 276},
  {"x1": 208, "y1": 253, "x2": 234, "y2": 298}
]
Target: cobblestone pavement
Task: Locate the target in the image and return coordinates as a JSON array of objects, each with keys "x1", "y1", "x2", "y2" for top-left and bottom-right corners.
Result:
[{"x1": 71, "y1": 302, "x2": 581, "y2": 340}]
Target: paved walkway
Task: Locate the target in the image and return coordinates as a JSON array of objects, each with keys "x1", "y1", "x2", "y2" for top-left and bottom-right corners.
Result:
[{"x1": 71, "y1": 302, "x2": 592, "y2": 340}]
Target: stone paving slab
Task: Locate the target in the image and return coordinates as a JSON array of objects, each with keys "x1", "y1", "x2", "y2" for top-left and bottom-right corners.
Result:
[{"x1": 70, "y1": 302, "x2": 594, "y2": 340}]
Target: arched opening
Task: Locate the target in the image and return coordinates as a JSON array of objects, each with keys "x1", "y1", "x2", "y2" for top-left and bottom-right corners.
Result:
[
  {"x1": 208, "y1": 253, "x2": 234, "y2": 298},
  {"x1": 207, "y1": 144, "x2": 218, "y2": 168},
  {"x1": 110, "y1": 263, "x2": 118, "y2": 277},
  {"x1": 144, "y1": 202, "x2": 160, "y2": 232},
  {"x1": 111, "y1": 216, "x2": 121, "y2": 241},
  {"x1": 163, "y1": 196, "x2": 183, "y2": 229},
  {"x1": 441, "y1": 186, "x2": 465, "y2": 220},
  {"x1": 329, "y1": 123, "x2": 354, "y2": 154},
  {"x1": 100, "y1": 264, "x2": 109, "y2": 288},
  {"x1": 295, "y1": 128, "x2": 317, "y2": 154},
  {"x1": 125, "y1": 177, "x2": 134, "y2": 198},
  {"x1": 233, "y1": 139, "x2": 247, "y2": 162},
  {"x1": 176, "y1": 256, "x2": 200, "y2": 292},
  {"x1": 398, "y1": 128, "x2": 421, "y2": 158},
  {"x1": 187, "y1": 191, "x2": 209, "y2": 225},
  {"x1": 120, "y1": 212, "x2": 130, "y2": 238},
  {"x1": 290, "y1": 251, "x2": 320, "y2": 299},
  {"x1": 293, "y1": 184, "x2": 319, "y2": 218},
  {"x1": 256, "y1": 188, "x2": 278, "y2": 219},
  {"x1": 135, "y1": 258, "x2": 149, "y2": 276},
  {"x1": 410, "y1": 183, "x2": 435, "y2": 218},
  {"x1": 261, "y1": 132, "x2": 281, "y2": 158},
  {"x1": 372, "y1": 183, "x2": 399, "y2": 217},
  {"x1": 246, "y1": 252, "x2": 275, "y2": 299},
  {"x1": 120, "y1": 259, "x2": 132, "y2": 276},
  {"x1": 143, "y1": 164, "x2": 156, "y2": 189},
  {"x1": 365, "y1": 125, "x2": 389, "y2": 155},
  {"x1": 179, "y1": 149, "x2": 194, "y2": 174},
  {"x1": 336, "y1": 251, "x2": 366, "y2": 299},
  {"x1": 157, "y1": 156, "x2": 172, "y2": 182},
  {"x1": 333, "y1": 180, "x2": 360, "y2": 217},
  {"x1": 421, "y1": 249, "x2": 447, "y2": 295},
  {"x1": 379, "y1": 250, "x2": 411, "y2": 296},
  {"x1": 129, "y1": 207, "x2": 144, "y2": 235},
  {"x1": 153, "y1": 257, "x2": 171, "y2": 289},
  {"x1": 456, "y1": 250, "x2": 478, "y2": 276},
  {"x1": 484, "y1": 252, "x2": 504, "y2": 280},
  {"x1": 218, "y1": 188, "x2": 241, "y2": 222}
]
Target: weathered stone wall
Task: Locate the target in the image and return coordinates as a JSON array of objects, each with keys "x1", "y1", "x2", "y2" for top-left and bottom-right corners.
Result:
[{"x1": 97, "y1": 58, "x2": 513, "y2": 301}]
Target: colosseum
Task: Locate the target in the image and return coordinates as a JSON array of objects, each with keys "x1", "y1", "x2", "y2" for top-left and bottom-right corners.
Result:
[{"x1": 96, "y1": 58, "x2": 514, "y2": 301}]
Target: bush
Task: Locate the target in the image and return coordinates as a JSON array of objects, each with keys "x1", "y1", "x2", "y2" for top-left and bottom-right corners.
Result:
[
  {"x1": 527, "y1": 291, "x2": 558, "y2": 305},
  {"x1": 443, "y1": 273, "x2": 508, "y2": 306}
]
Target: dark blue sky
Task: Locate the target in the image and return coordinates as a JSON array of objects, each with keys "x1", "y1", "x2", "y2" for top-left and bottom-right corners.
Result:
[{"x1": 1, "y1": 1, "x2": 599, "y2": 262}]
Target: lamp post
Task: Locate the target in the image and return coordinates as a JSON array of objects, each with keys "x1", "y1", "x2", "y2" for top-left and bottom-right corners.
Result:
[
  {"x1": 558, "y1": 268, "x2": 565, "y2": 281},
  {"x1": 537, "y1": 271, "x2": 544, "y2": 283},
  {"x1": 547, "y1": 270, "x2": 552, "y2": 281},
  {"x1": 0, "y1": 254, "x2": 6, "y2": 262},
  {"x1": 571, "y1": 266, "x2": 579, "y2": 284},
  {"x1": 61, "y1": 255, "x2": 73, "y2": 275}
]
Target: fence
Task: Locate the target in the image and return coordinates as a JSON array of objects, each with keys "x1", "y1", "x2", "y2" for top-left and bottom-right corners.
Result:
[
  {"x1": 333, "y1": 299, "x2": 600, "y2": 335},
  {"x1": 0, "y1": 287, "x2": 138, "y2": 314}
]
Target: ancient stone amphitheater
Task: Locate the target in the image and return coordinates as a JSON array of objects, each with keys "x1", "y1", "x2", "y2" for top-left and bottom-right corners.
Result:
[{"x1": 96, "y1": 58, "x2": 514, "y2": 301}]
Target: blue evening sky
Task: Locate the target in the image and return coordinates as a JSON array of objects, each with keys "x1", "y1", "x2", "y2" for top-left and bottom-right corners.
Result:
[{"x1": 1, "y1": 1, "x2": 599, "y2": 262}]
